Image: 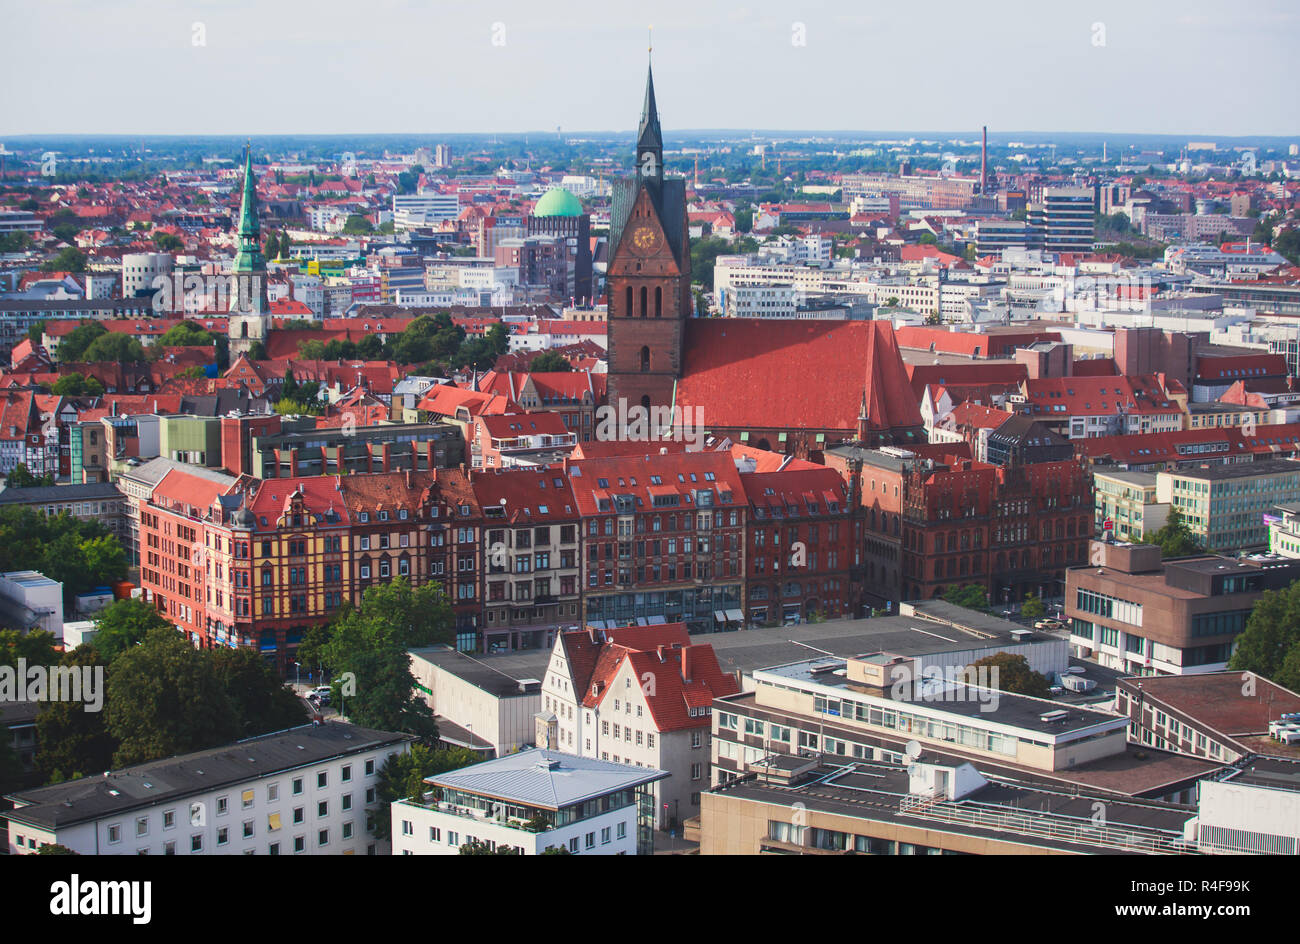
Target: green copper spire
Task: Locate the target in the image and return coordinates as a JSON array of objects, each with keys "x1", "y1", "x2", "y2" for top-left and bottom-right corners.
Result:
[{"x1": 232, "y1": 144, "x2": 265, "y2": 275}]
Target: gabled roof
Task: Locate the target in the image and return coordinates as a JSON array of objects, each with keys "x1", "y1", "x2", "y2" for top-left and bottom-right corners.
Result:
[{"x1": 675, "y1": 320, "x2": 922, "y2": 433}]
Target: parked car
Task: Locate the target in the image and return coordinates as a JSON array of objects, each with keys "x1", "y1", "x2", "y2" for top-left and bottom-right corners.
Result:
[
  {"x1": 1035, "y1": 619, "x2": 1067, "y2": 631},
  {"x1": 309, "y1": 686, "x2": 331, "y2": 705}
]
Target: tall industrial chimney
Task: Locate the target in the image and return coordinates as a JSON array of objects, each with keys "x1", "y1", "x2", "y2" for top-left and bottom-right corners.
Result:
[{"x1": 981, "y1": 126, "x2": 988, "y2": 196}]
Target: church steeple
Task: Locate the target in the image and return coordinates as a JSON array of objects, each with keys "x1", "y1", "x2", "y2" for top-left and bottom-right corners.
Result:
[
  {"x1": 232, "y1": 144, "x2": 265, "y2": 276},
  {"x1": 636, "y1": 60, "x2": 663, "y2": 181}
]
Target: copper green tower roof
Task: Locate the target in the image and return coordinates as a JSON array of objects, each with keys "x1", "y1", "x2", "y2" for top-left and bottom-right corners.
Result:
[{"x1": 232, "y1": 144, "x2": 265, "y2": 276}]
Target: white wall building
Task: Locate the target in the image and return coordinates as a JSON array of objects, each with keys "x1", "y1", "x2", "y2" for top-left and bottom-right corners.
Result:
[
  {"x1": 4, "y1": 722, "x2": 413, "y2": 856},
  {"x1": 391, "y1": 749, "x2": 665, "y2": 855}
]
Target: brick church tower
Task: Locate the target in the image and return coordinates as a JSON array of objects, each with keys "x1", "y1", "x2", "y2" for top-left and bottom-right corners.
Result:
[{"x1": 606, "y1": 61, "x2": 692, "y2": 425}]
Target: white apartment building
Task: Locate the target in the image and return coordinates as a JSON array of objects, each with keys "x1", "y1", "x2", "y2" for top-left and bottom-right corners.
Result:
[
  {"x1": 3, "y1": 722, "x2": 413, "y2": 856},
  {"x1": 391, "y1": 749, "x2": 665, "y2": 855}
]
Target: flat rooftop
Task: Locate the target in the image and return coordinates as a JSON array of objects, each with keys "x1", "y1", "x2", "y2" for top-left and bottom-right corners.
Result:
[
  {"x1": 1166, "y1": 458, "x2": 1300, "y2": 481},
  {"x1": 1116, "y1": 671, "x2": 1300, "y2": 738},
  {"x1": 5, "y1": 721, "x2": 412, "y2": 830},
  {"x1": 712, "y1": 759, "x2": 1197, "y2": 854},
  {"x1": 409, "y1": 646, "x2": 543, "y2": 700},
  {"x1": 1225, "y1": 756, "x2": 1300, "y2": 793},
  {"x1": 428, "y1": 748, "x2": 665, "y2": 810},
  {"x1": 720, "y1": 689, "x2": 1222, "y2": 798},
  {"x1": 755, "y1": 659, "x2": 1122, "y2": 738}
]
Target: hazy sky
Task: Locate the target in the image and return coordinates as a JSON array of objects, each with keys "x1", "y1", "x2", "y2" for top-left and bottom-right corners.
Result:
[{"x1": 3, "y1": 0, "x2": 1298, "y2": 137}]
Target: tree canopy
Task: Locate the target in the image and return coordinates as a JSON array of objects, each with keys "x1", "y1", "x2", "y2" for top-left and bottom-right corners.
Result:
[
  {"x1": 1143, "y1": 506, "x2": 1203, "y2": 558},
  {"x1": 317, "y1": 577, "x2": 453, "y2": 736},
  {"x1": 0, "y1": 507, "x2": 126, "y2": 608},
  {"x1": 1229, "y1": 580, "x2": 1300, "y2": 690},
  {"x1": 942, "y1": 584, "x2": 988, "y2": 612},
  {"x1": 965, "y1": 652, "x2": 1053, "y2": 698}
]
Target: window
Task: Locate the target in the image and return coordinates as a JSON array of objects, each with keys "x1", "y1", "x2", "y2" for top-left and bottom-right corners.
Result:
[
  {"x1": 317, "y1": 801, "x2": 329, "y2": 817},
  {"x1": 268, "y1": 783, "x2": 279, "y2": 802},
  {"x1": 108, "y1": 824, "x2": 122, "y2": 844},
  {"x1": 163, "y1": 810, "x2": 175, "y2": 829},
  {"x1": 191, "y1": 834, "x2": 203, "y2": 853},
  {"x1": 243, "y1": 820, "x2": 254, "y2": 840},
  {"x1": 342, "y1": 793, "x2": 352, "y2": 812},
  {"x1": 217, "y1": 827, "x2": 229, "y2": 846},
  {"x1": 136, "y1": 817, "x2": 148, "y2": 837},
  {"x1": 293, "y1": 807, "x2": 305, "y2": 826},
  {"x1": 292, "y1": 777, "x2": 303, "y2": 796},
  {"x1": 317, "y1": 771, "x2": 327, "y2": 789},
  {"x1": 294, "y1": 836, "x2": 305, "y2": 854},
  {"x1": 241, "y1": 789, "x2": 254, "y2": 809}
]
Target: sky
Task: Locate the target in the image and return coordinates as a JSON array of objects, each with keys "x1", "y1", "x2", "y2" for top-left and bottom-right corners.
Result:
[{"x1": 2, "y1": 0, "x2": 1298, "y2": 138}]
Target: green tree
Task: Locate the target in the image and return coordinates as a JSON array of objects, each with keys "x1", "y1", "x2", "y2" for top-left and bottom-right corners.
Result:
[
  {"x1": 248, "y1": 340, "x2": 268, "y2": 361},
  {"x1": 320, "y1": 577, "x2": 452, "y2": 735},
  {"x1": 942, "y1": 584, "x2": 988, "y2": 612},
  {"x1": 0, "y1": 628, "x2": 61, "y2": 671},
  {"x1": 297, "y1": 339, "x2": 328, "y2": 360},
  {"x1": 529, "y1": 351, "x2": 573, "y2": 373},
  {"x1": 27, "y1": 320, "x2": 46, "y2": 345},
  {"x1": 106, "y1": 627, "x2": 240, "y2": 766},
  {"x1": 35, "y1": 844, "x2": 79, "y2": 855},
  {"x1": 56, "y1": 322, "x2": 108, "y2": 362},
  {"x1": 35, "y1": 645, "x2": 116, "y2": 782},
  {"x1": 152, "y1": 232, "x2": 183, "y2": 252},
  {"x1": 372, "y1": 743, "x2": 480, "y2": 839},
  {"x1": 0, "y1": 727, "x2": 28, "y2": 795},
  {"x1": 42, "y1": 247, "x2": 88, "y2": 273},
  {"x1": 50, "y1": 372, "x2": 106, "y2": 397},
  {"x1": 964, "y1": 652, "x2": 1052, "y2": 698},
  {"x1": 1020, "y1": 593, "x2": 1046, "y2": 623},
  {"x1": 5, "y1": 463, "x2": 55, "y2": 488},
  {"x1": 89, "y1": 598, "x2": 171, "y2": 663},
  {"x1": 1229, "y1": 580, "x2": 1300, "y2": 683},
  {"x1": 1143, "y1": 506, "x2": 1202, "y2": 558},
  {"x1": 209, "y1": 647, "x2": 307, "y2": 738},
  {"x1": 459, "y1": 840, "x2": 521, "y2": 855},
  {"x1": 156, "y1": 322, "x2": 215, "y2": 347},
  {"x1": 342, "y1": 214, "x2": 373, "y2": 234},
  {"x1": 81, "y1": 332, "x2": 146, "y2": 364}
]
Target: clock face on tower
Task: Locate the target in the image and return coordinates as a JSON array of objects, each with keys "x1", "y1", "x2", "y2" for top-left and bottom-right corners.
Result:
[{"x1": 631, "y1": 225, "x2": 659, "y2": 253}]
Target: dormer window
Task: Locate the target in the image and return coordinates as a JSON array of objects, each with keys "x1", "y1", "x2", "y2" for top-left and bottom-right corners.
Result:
[{"x1": 359, "y1": 512, "x2": 369, "y2": 523}]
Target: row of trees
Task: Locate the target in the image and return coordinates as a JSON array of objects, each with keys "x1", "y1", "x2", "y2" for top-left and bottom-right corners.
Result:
[
  {"x1": 293, "y1": 314, "x2": 510, "y2": 372},
  {"x1": 0, "y1": 599, "x2": 307, "y2": 792},
  {"x1": 0, "y1": 507, "x2": 126, "y2": 608}
]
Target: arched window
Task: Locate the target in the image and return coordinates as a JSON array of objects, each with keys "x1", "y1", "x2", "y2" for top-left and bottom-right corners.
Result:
[
  {"x1": 624, "y1": 286, "x2": 633, "y2": 318},
  {"x1": 639, "y1": 346, "x2": 650, "y2": 372},
  {"x1": 640, "y1": 286, "x2": 648, "y2": 318},
  {"x1": 655, "y1": 286, "x2": 662, "y2": 318}
]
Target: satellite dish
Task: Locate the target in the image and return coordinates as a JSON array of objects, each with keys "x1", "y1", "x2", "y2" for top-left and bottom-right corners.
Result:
[{"x1": 905, "y1": 740, "x2": 922, "y2": 761}]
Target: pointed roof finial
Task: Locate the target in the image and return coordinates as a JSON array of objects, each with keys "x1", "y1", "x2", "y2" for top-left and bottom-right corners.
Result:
[{"x1": 648, "y1": 25, "x2": 653, "y2": 55}]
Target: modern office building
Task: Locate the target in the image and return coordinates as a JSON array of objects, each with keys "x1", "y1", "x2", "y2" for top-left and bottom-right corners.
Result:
[
  {"x1": 1066, "y1": 539, "x2": 1300, "y2": 676},
  {"x1": 1114, "y1": 671, "x2": 1300, "y2": 763},
  {"x1": 701, "y1": 756, "x2": 1200, "y2": 855},
  {"x1": 390, "y1": 749, "x2": 666, "y2": 855},
  {"x1": 1093, "y1": 469, "x2": 1168, "y2": 543},
  {"x1": 1155, "y1": 459, "x2": 1300, "y2": 552},
  {"x1": 1026, "y1": 187, "x2": 1095, "y2": 253},
  {"x1": 3, "y1": 722, "x2": 414, "y2": 856}
]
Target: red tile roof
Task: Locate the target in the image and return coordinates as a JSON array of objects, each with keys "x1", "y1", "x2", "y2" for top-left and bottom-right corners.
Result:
[{"x1": 676, "y1": 320, "x2": 922, "y2": 433}]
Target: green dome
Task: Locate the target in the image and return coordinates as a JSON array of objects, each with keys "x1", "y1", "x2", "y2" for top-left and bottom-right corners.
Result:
[{"x1": 532, "y1": 187, "x2": 583, "y2": 217}]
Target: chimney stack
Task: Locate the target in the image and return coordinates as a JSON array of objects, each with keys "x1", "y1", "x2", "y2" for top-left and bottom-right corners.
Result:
[{"x1": 980, "y1": 126, "x2": 988, "y2": 196}]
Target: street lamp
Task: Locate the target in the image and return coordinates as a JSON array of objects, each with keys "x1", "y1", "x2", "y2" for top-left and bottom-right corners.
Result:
[{"x1": 294, "y1": 661, "x2": 301, "y2": 689}]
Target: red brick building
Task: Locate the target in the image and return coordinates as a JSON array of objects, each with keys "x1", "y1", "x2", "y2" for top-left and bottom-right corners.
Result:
[{"x1": 740, "y1": 467, "x2": 853, "y2": 626}]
